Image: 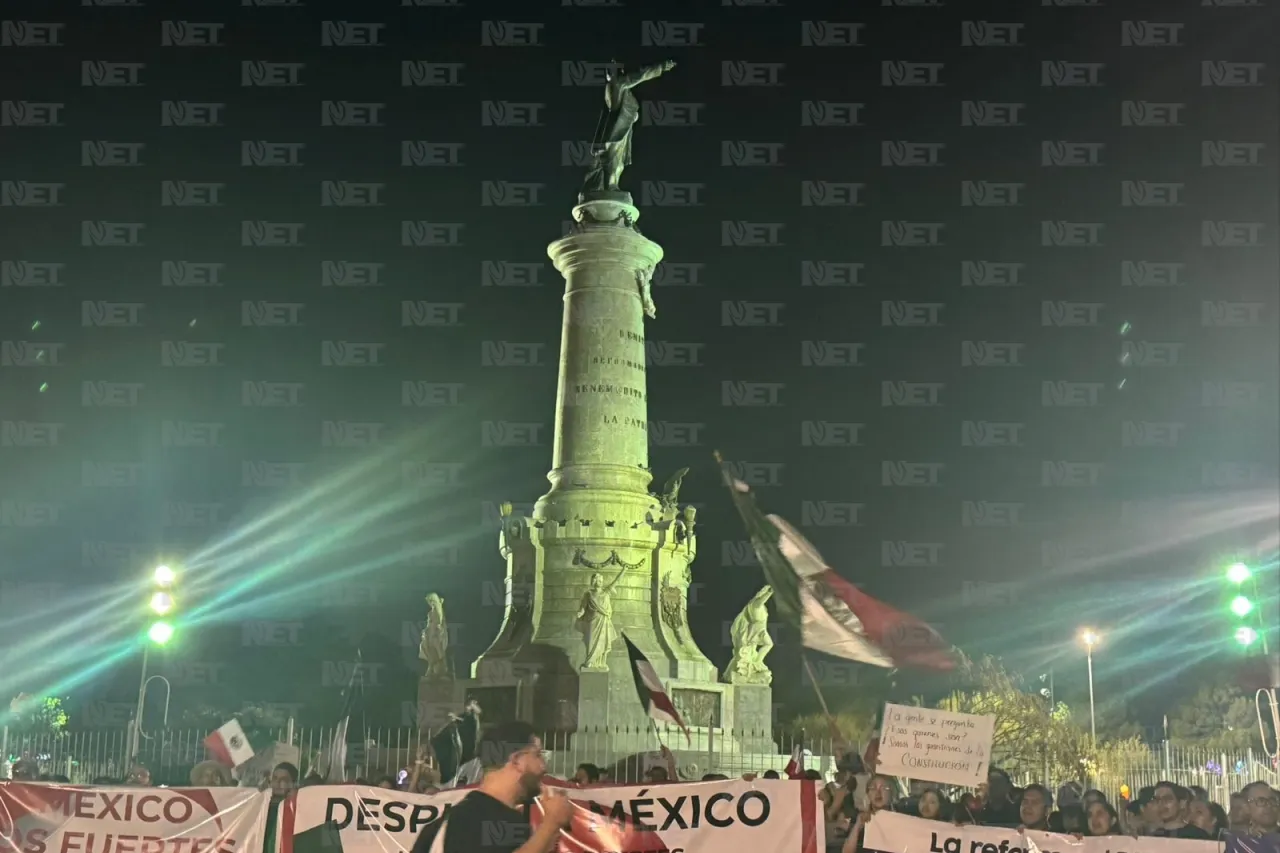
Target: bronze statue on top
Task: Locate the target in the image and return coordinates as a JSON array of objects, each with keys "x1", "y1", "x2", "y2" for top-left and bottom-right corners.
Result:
[{"x1": 581, "y1": 59, "x2": 677, "y2": 198}]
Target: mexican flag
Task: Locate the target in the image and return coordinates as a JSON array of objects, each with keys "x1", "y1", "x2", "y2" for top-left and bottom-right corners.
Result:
[{"x1": 718, "y1": 455, "x2": 958, "y2": 671}]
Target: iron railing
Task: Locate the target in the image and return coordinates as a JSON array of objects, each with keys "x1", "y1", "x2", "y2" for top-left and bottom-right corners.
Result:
[{"x1": 4, "y1": 725, "x2": 1277, "y2": 797}]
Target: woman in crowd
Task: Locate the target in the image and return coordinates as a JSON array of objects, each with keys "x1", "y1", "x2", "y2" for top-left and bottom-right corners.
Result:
[
  {"x1": 1085, "y1": 801, "x2": 1122, "y2": 836},
  {"x1": 1188, "y1": 799, "x2": 1229, "y2": 839},
  {"x1": 916, "y1": 788, "x2": 949, "y2": 821},
  {"x1": 839, "y1": 774, "x2": 898, "y2": 853}
]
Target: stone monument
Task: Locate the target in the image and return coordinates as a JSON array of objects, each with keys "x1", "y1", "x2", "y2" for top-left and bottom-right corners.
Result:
[
  {"x1": 424, "y1": 59, "x2": 773, "y2": 756},
  {"x1": 723, "y1": 587, "x2": 775, "y2": 685},
  {"x1": 418, "y1": 593, "x2": 450, "y2": 681}
]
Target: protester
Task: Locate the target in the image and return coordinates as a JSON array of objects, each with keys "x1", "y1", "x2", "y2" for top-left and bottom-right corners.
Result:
[
  {"x1": 1188, "y1": 798, "x2": 1229, "y2": 839},
  {"x1": 837, "y1": 773, "x2": 898, "y2": 853},
  {"x1": 822, "y1": 770, "x2": 859, "y2": 824},
  {"x1": 263, "y1": 762, "x2": 298, "y2": 853},
  {"x1": 406, "y1": 747, "x2": 440, "y2": 794},
  {"x1": 270, "y1": 762, "x2": 298, "y2": 799},
  {"x1": 980, "y1": 769, "x2": 1021, "y2": 827},
  {"x1": 410, "y1": 721, "x2": 571, "y2": 853},
  {"x1": 1051, "y1": 805, "x2": 1085, "y2": 835},
  {"x1": 125, "y1": 764, "x2": 153, "y2": 786},
  {"x1": 1230, "y1": 792, "x2": 1250, "y2": 830},
  {"x1": 10, "y1": 760, "x2": 39, "y2": 781},
  {"x1": 573, "y1": 763, "x2": 600, "y2": 784},
  {"x1": 1017, "y1": 783, "x2": 1053, "y2": 831},
  {"x1": 1241, "y1": 781, "x2": 1280, "y2": 836},
  {"x1": 1085, "y1": 801, "x2": 1121, "y2": 836},
  {"x1": 763, "y1": 769, "x2": 780, "y2": 779},
  {"x1": 917, "y1": 788, "x2": 948, "y2": 821},
  {"x1": 954, "y1": 793, "x2": 982, "y2": 825},
  {"x1": 189, "y1": 761, "x2": 232, "y2": 786},
  {"x1": 821, "y1": 771, "x2": 858, "y2": 852},
  {"x1": 1148, "y1": 781, "x2": 1211, "y2": 839}
]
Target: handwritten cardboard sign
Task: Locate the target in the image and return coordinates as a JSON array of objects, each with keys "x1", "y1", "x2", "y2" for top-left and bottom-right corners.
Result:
[{"x1": 875, "y1": 703, "x2": 995, "y2": 787}]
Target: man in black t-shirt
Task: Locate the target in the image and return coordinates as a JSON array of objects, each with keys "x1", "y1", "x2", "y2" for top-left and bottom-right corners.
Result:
[{"x1": 410, "y1": 721, "x2": 573, "y2": 853}]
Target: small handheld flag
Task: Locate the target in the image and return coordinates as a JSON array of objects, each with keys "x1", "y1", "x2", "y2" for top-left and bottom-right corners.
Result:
[
  {"x1": 623, "y1": 634, "x2": 691, "y2": 744},
  {"x1": 204, "y1": 719, "x2": 254, "y2": 768}
]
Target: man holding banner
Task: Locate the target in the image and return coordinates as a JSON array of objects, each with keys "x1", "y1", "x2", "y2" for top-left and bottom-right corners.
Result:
[{"x1": 410, "y1": 721, "x2": 573, "y2": 853}]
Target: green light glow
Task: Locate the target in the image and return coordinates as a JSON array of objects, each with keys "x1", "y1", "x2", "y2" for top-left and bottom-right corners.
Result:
[{"x1": 1234, "y1": 626, "x2": 1257, "y2": 647}]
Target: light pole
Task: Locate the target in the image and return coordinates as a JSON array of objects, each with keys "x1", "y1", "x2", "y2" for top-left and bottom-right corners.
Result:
[
  {"x1": 131, "y1": 565, "x2": 177, "y2": 760},
  {"x1": 1080, "y1": 629, "x2": 1099, "y2": 744},
  {"x1": 1227, "y1": 561, "x2": 1280, "y2": 762}
]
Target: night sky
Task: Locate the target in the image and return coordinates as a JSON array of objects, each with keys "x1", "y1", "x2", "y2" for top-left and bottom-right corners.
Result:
[{"x1": 2, "y1": 0, "x2": 1277, "y2": 730}]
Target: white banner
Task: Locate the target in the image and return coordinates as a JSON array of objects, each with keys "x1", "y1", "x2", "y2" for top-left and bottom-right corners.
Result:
[
  {"x1": 0, "y1": 781, "x2": 271, "y2": 853},
  {"x1": 283, "y1": 779, "x2": 822, "y2": 853},
  {"x1": 864, "y1": 810, "x2": 1221, "y2": 853}
]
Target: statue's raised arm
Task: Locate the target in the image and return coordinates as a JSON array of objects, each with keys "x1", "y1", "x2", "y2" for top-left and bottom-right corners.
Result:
[{"x1": 616, "y1": 59, "x2": 677, "y2": 91}]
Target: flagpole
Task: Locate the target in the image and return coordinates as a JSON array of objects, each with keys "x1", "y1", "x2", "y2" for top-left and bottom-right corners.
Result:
[
  {"x1": 647, "y1": 716, "x2": 667, "y2": 751},
  {"x1": 801, "y1": 653, "x2": 842, "y2": 744}
]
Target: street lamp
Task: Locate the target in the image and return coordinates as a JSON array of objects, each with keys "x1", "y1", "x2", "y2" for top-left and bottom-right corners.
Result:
[
  {"x1": 1080, "y1": 629, "x2": 1100, "y2": 743},
  {"x1": 131, "y1": 565, "x2": 177, "y2": 760}
]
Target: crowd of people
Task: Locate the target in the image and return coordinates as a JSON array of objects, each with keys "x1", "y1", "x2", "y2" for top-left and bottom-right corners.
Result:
[
  {"x1": 7, "y1": 722, "x2": 1280, "y2": 853},
  {"x1": 815, "y1": 759, "x2": 1280, "y2": 852}
]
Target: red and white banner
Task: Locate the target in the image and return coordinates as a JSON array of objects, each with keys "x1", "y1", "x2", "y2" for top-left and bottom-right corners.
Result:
[
  {"x1": 0, "y1": 782, "x2": 271, "y2": 853},
  {"x1": 864, "y1": 810, "x2": 1220, "y2": 853},
  {"x1": 282, "y1": 779, "x2": 821, "y2": 853}
]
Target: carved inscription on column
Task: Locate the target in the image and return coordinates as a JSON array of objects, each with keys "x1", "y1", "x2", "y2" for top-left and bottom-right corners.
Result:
[{"x1": 575, "y1": 327, "x2": 648, "y2": 430}]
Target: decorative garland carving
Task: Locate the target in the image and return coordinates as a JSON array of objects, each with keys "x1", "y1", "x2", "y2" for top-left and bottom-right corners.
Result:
[{"x1": 572, "y1": 549, "x2": 646, "y2": 571}]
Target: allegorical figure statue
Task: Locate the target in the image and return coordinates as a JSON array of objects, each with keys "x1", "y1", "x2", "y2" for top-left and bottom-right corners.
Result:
[
  {"x1": 659, "y1": 467, "x2": 690, "y2": 518},
  {"x1": 575, "y1": 565, "x2": 628, "y2": 669},
  {"x1": 418, "y1": 593, "x2": 450, "y2": 680},
  {"x1": 581, "y1": 59, "x2": 677, "y2": 197},
  {"x1": 724, "y1": 586, "x2": 774, "y2": 685}
]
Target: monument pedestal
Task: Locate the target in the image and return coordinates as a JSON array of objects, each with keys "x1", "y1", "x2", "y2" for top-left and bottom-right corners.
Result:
[{"x1": 466, "y1": 192, "x2": 774, "y2": 761}]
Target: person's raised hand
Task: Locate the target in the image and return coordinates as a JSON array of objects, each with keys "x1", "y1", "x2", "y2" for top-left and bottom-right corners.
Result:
[{"x1": 540, "y1": 792, "x2": 574, "y2": 829}]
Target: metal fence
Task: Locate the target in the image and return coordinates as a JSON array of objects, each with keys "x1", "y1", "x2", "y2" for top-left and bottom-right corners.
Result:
[{"x1": 4, "y1": 724, "x2": 1277, "y2": 798}]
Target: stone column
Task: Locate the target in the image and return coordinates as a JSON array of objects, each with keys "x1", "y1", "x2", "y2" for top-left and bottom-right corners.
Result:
[{"x1": 544, "y1": 192, "x2": 663, "y2": 500}]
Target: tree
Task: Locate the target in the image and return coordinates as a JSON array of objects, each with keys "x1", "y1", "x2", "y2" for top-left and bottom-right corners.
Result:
[
  {"x1": 7, "y1": 694, "x2": 69, "y2": 736},
  {"x1": 936, "y1": 656, "x2": 1092, "y2": 782},
  {"x1": 1168, "y1": 683, "x2": 1258, "y2": 750},
  {"x1": 782, "y1": 711, "x2": 876, "y2": 749},
  {"x1": 1088, "y1": 735, "x2": 1152, "y2": 790},
  {"x1": 1071, "y1": 698, "x2": 1145, "y2": 743}
]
